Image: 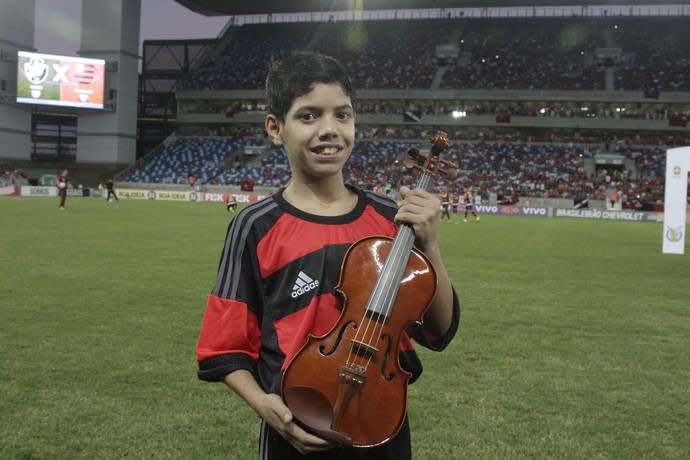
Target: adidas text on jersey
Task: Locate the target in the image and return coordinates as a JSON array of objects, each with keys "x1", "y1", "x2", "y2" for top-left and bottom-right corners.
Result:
[{"x1": 291, "y1": 271, "x2": 320, "y2": 298}]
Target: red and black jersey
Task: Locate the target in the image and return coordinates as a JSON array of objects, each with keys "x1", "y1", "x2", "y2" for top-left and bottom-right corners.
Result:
[
  {"x1": 196, "y1": 185, "x2": 460, "y2": 393},
  {"x1": 451, "y1": 195, "x2": 460, "y2": 212},
  {"x1": 57, "y1": 173, "x2": 68, "y2": 188}
]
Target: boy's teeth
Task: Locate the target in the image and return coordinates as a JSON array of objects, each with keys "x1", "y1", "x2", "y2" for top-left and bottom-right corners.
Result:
[{"x1": 317, "y1": 147, "x2": 338, "y2": 154}]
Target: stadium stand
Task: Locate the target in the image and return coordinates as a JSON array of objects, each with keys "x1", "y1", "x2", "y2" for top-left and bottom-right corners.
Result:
[
  {"x1": 123, "y1": 14, "x2": 689, "y2": 210},
  {"x1": 176, "y1": 17, "x2": 688, "y2": 92}
]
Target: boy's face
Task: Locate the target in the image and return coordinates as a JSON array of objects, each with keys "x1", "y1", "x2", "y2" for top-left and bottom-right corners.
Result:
[{"x1": 266, "y1": 83, "x2": 355, "y2": 182}]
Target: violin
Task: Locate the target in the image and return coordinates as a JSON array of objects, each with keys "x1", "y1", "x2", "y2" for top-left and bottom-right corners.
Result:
[{"x1": 280, "y1": 132, "x2": 457, "y2": 447}]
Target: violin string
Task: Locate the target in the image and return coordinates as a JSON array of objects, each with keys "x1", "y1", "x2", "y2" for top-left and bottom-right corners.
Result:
[
  {"x1": 349, "y1": 237, "x2": 398, "y2": 372},
  {"x1": 359, "y1": 241, "x2": 398, "y2": 370},
  {"x1": 347, "y1": 276, "x2": 372, "y2": 369},
  {"x1": 360, "y1": 169, "x2": 431, "y2": 372},
  {"x1": 346, "y1": 168, "x2": 432, "y2": 373},
  {"x1": 373, "y1": 227, "x2": 411, "y2": 355},
  {"x1": 361, "y1": 243, "x2": 396, "y2": 370},
  {"x1": 353, "y1": 292, "x2": 384, "y2": 370},
  {"x1": 366, "y1": 237, "x2": 405, "y2": 370},
  {"x1": 347, "y1": 243, "x2": 386, "y2": 370},
  {"x1": 368, "y1": 171, "x2": 432, "y2": 368}
]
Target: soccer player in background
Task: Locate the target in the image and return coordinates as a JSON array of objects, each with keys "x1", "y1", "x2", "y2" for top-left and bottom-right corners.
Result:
[
  {"x1": 225, "y1": 193, "x2": 237, "y2": 212},
  {"x1": 451, "y1": 191, "x2": 460, "y2": 214},
  {"x1": 54, "y1": 169, "x2": 70, "y2": 210},
  {"x1": 440, "y1": 186, "x2": 451, "y2": 221},
  {"x1": 195, "y1": 53, "x2": 460, "y2": 460},
  {"x1": 106, "y1": 178, "x2": 119, "y2": 202},
  {"x1": 463, "y1": 186, "x2": 480, "y2": 222}
]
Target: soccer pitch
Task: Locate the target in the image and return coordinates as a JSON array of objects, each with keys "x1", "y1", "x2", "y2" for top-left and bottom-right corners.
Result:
[{"x1": 1, "y1": 197, "x2": 688, "y2": 459}]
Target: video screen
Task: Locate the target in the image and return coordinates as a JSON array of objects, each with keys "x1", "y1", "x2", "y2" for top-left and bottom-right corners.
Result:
[{"x1": 16, "y1": 51, "x2": 105, "y2": 109}]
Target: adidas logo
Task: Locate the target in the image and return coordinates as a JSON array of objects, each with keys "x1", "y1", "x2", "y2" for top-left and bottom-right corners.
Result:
[{"x1": 291, "y1": 271, "x2": 320, "y2": 298}]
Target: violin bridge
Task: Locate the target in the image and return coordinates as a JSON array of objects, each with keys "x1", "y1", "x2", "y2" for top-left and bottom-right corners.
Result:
[{"x1": 350, "y1": 340, "x2": 378, "y2": 362}]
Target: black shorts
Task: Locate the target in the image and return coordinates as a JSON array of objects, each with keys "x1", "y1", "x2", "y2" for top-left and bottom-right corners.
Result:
[{"x1": 258, "y1": 417, "x2": 411, "y2": 460}]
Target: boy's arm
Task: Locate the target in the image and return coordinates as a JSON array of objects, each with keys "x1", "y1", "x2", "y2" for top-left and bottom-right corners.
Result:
[
  {"x1": 224, "y1": 370, "x2": 333, "y2": 454},
  {"x1": 417, "y1": 242, "x2": 455, "y2": 337}
]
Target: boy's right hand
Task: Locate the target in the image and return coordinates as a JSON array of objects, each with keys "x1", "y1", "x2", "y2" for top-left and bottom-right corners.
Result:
[
  {"x1": 260, "y1": 393, "x2": 335, "y2": 454},
  {"x1": 224, "y1": 369, "x2": 334, "y2": 453}
]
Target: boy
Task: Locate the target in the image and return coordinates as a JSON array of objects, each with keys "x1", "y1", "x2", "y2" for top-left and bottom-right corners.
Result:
[{"x1": 196, "y1": 53, "x2": 460, "y2": 459}]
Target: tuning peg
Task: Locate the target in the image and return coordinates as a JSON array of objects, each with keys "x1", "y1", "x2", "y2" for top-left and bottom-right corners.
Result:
[
  {"x1": 402, "y1": 159, "x2": 417, "y2": 170},
  {"x1": 442, "y1": 168, "x2": 458, "y2": 180},
  {"x1": 407, "y1": 147, "x2": 421, "y2": 158}
]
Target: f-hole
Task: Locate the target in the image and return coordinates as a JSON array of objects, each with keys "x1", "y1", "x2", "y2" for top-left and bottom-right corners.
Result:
[{"x1": 319, "y1": 320, "x2": 356, "y2": 356}]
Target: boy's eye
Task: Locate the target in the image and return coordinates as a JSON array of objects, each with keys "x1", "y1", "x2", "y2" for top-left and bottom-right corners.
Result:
[
  {"x1": 337, "y1": 111, "x2": 353, "y2": 120},
  {"x1": 299, "y1": 112, "x2": 317, "y2": 121}
]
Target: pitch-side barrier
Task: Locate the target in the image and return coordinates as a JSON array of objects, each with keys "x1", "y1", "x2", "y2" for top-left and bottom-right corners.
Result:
[{"x1": 11, "y1": 185, "x2": 667, "y2": 222}]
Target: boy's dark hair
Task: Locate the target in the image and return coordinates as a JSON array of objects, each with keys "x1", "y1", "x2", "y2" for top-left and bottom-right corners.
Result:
[{"x1": 265, "y1": 53, "x2": 355, "y2": 122}]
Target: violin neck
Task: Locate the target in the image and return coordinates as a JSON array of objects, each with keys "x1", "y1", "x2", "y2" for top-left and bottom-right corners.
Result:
[
  {"x1": 364, "y1": 171, "x2": 433, "y2": 320},
  {"x1": 387, "y1": 169, "x2": 433, "y2": 267},
  {"x1": 414, "y1": 170, "x2": 433, "y2": 195}
]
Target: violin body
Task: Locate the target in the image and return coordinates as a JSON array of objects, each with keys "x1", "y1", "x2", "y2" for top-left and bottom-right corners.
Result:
[{"x1": 280, "y1": 235, "x2": 437, "y2": 447}]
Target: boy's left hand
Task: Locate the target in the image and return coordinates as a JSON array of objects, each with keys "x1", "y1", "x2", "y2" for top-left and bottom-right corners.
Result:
[{"x1": 394, "y1": 186, "x2": 440, "y2": 252}]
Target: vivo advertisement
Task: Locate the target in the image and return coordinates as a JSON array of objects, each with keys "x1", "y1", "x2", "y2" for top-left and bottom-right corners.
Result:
[{"x1": 16, "y1": 51, "x2": 105, "y2": 109}]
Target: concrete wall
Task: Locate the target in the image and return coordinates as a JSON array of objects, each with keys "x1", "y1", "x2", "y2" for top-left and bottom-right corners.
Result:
[{"x1": 0, "y1": 0, "x2": 34, "y2": 160}]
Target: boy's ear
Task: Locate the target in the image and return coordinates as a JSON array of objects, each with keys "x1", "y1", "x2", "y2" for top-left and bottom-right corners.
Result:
[{"x1": 264, "y1": 114, "x2": 283, "y2": 145}]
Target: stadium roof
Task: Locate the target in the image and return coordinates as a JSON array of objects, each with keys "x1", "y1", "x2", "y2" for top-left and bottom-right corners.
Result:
[{"x1": 173, "y1": 0, "x2": 687, "y2": 16}]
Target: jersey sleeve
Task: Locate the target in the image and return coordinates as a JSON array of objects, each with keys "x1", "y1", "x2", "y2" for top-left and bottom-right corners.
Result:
[
  {"x1": 196, "y1": 214, "x2": 264, "y2": 382},
  {"x1": 408, "y1": 287, "x2": 461, "y2": 352}
]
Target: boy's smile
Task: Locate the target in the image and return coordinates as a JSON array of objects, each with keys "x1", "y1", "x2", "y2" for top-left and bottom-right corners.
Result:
[{"x1": 267, "y1": 83, "x2": 355, "y2": 182}]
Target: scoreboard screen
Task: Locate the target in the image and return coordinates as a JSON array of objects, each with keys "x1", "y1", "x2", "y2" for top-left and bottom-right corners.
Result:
[{"x1": 16, "y1": 51, "x2": 106, "y2": 110}]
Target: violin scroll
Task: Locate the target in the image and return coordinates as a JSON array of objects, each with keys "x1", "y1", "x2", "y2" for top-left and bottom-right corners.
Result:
[{"x1": 402, "y1": 131, "x2": 458, "y2": 180}]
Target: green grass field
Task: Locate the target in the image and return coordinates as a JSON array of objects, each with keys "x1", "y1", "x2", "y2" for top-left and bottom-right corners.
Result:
[{"x1": 1, "y1": 197, "x2": 688, "y2": 459}]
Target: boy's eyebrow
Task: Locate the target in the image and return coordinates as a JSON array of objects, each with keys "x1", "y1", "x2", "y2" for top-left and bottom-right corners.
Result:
[{"x1": 295, "y1": 104, "x2": 354, "y2": 112}]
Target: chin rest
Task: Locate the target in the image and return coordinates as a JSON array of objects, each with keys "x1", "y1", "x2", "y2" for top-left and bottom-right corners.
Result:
[{"x1": 283, "y1": 385, "x2": 353, "y2": 446}]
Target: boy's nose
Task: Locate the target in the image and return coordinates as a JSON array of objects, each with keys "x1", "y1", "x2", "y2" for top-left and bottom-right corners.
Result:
[{"x1": 318, "y1": 118, "x2": 338, "y2": 138}]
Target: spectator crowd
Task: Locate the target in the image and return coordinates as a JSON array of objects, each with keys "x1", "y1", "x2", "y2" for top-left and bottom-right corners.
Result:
[
  {"x1": 123, "y1": 135, "x2": 674, "y2": 209},
  {"x1": 180, "y1": 17, "x2": 689, "y2": 92}
]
